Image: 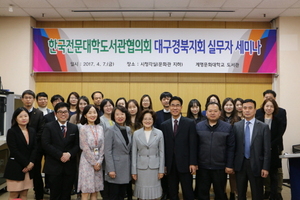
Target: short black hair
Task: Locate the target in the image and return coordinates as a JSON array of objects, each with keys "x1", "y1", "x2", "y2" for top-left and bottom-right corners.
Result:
[
  {"x1": 160, "y1": 92, "x2": 173, "y2": 101},
  {"x1": 54, "y1": 102, "x2": 70, "y2": 112},
  {"x1": 206, "y1": 102, "x2": 221, "y2": 111},
  {"x1": 263, "y1": 89, "x2": 276, "y2": 98},
  {"x1": 242, "y1": 99, "x2": 256, "y2": 108},
  {"x1": 169, "y1": 96, "x2": 183, "y2": 106},
  {"x1": 36, "y1": 92, "x2": 48, "y2": 100},
  {"x1": 22, "y1": 90, "x2": 35, "y2": 98},
  {"x1": 80, "y1": 105, "x2": 100, "y2": 125},
  {"x1": 139, "y1": 109, "x2": 157, "y2": 125},
  {"x1": 111, "y1": 105, "x2": 130, "y2": 125},
  {"x1": 91, "y1": 91, "x2": 104, "y2": 99},
  {"x1": 50, "y1": 94, "x2": 65, "y2": 103}
]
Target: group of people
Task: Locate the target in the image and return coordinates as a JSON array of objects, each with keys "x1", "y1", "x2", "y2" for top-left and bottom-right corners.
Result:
[{"x1": 3, "y1": 89, "x2": 287, "y2": 200}]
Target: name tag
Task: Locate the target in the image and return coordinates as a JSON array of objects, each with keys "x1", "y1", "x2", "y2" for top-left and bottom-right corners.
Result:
[{"x1": 94, "y1": 148, "x2": 99, "y2": 156}]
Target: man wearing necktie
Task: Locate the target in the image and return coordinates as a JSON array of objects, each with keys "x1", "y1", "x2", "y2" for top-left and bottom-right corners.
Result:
[
  {"x1": 42, "y1": 102, "x2": 79, "y2": 200},
  {"x1": 161, "y1": 96, "x2": 197, "y2": 200},
  {"x1": 233, "y1": 99, "x2": 271, "y2": 200}
]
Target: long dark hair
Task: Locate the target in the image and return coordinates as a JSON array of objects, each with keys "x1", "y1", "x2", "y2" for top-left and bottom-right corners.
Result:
[
  {"x1": 186, "y1": 99, "x2": 203, "y2": 120},
  {"x1": 75, "y1": 96, "x2": 90, "y2": 124},
  {"x1": 11, "y1": 107, "x2": 30, "y2": 127},
  {"x1": 127, "y1": 99, "x2": 142, "y2": 131}
]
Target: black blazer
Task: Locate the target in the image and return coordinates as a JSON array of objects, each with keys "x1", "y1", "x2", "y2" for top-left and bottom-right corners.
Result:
[
  {"x1": 44, "y1": 112, "x2": 56, "y2": 124},
  {"x1": 256, "y1": 115, "x2": 283, "y2": 168},
  {"x1": 28, "y1": 107, "x2": 45, "y2": 141},
  {"x1": 161, "y1": 116, "x2": 197, "y2": 173},
  {"x1": 4, "y1": 126, "x2": 37, "y2": 181},
  {"x1": 41, "y1": 121, "x2": 79, "y2": 175},
  {"x1": 256, "y1": 107, "x2": 287, "y2": 151},
  {"x1": 233, "y1": 119, "x2": 271, "y2": 177}
]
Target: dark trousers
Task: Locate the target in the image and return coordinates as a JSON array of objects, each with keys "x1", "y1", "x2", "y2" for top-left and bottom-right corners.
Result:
[
  {"x1": 48, "y1": 172, "x2": 75, "y2": 200},
  {"x1": 33, "y1": 144, "x2": 44, "y2": 200},
  {"x1": 196, "y1": 168, "x2": 227, "y2": 200},
  {"x1": 236, "y1": 159, "x2": 264, "y2": 200},
  {"x1": 269, "y1": 168, "x2": 279, "y2": 199},
  {"x1": 168, "y1": 162, "x2": 194, "y2": 200},
  {"x1": 161, "y1": 175, "x2": 169, "y2": 195},
  {"x1": 108, "y1": 182, "x2": 128, "y2": 200},
  {"x1": 100, "y1": 171, "x2": 110, "y2": 200}
]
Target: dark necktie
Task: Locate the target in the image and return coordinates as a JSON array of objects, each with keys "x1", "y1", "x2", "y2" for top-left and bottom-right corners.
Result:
[
  {"x1": 61, "y1": 125, "x2": 66, "y2": 138},
  {"x1": 174, "y1": 119, "x2": 178, "y2": 136},
  {"x1": 244, "y1": 121, "x2": 251, "y2": 159}
]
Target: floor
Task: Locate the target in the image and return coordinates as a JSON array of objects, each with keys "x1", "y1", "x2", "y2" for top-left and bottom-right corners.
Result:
[{"x1": 0, "y1": 181, "x2": 291, "y2": 200}]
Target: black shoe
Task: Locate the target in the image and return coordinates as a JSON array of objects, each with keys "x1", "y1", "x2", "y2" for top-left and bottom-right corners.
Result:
[
  {"x1": 161, "y1": 193, "x2": 168, "y2": 200},
  {"x1": 43, "y1": 188, "x2": 50, "y2": 195},
  {"x1": 71, "y1": 189, "x2": 76, "y2": 195},
  {"x1": 264, "y1": 191, "x2": 271, "y2": 199}
]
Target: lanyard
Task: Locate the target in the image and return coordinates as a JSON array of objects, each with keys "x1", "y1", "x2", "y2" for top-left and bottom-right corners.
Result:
[{"x1": 89, "y1": 125, "x2": 98, "y2": 146}]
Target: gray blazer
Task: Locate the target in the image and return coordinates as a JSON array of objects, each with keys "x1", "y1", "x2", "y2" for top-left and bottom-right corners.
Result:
[
  {"x1": 233, "y1": 119, "x2": 271, "y2": 177},
  {"x1": 104, "y1": 124, "x2": 132, "y2": 184},
  {"x1": 131, "y1": 127, "x2": 165, "y2": 174}
]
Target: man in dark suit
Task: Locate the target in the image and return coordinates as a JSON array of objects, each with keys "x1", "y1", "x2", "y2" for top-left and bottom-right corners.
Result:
[
  {"x1": 21, "y1": 90, "x2": 45, "y2": 200},
  {"x1": 233, "y1": 99, "x2": 271, "y2": 200},
  {"x1": 44, "y1": 94, "x2": 65, "y2": 123},
  {"x1": 42, "y1": 102, "x2": 79, "y2": 200},
  {"x1": 255, "y1": 89, "x2": 287, "y2": 200},
  {"x1": 161, "y1": 96, "x2": 197, "y2": 200},
  {"x1": 154, "y1": 91, "x2": 172, "y2": 200}
]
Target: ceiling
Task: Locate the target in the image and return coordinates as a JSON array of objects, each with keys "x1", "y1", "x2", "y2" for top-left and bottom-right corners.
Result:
[{"x1": 1, "y1": 0, "x2": 300, "y2": 22}]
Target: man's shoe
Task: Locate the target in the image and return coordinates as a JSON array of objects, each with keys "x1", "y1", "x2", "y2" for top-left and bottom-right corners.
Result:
[
  {"x1": 43, "y1": 188, "x2": 50, "y2": 195},
  {"x1": 160, "y1": 193, "x2": 167, "y2": 200}
]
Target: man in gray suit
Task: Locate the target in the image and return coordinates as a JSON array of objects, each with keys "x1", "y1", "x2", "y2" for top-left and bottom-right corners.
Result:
[{"x1": 233, "y1": 99, "x2": 271, "y2": 200}]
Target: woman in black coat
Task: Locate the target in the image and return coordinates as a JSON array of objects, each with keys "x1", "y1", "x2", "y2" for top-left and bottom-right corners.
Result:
[
  {"x1": 4, "y1": 107, "x2": 37, "y2": 200},
  {"x1": 257, "y1": 99, "x2": 284, "y2": 200}
]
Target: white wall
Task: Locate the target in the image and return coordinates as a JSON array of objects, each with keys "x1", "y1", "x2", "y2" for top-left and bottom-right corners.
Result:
[
  {"x1": 0, "y1": 17, "x2": 36, "y2": 95},
  {"x1": 0, "y1": 16, "x2": 298, "y2": 179},
  {"x1": 276, "y1": 16, "x2": 300, "y2": 179}
]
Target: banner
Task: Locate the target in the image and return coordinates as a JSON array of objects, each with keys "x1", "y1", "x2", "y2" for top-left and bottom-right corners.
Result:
[{"x1": 33, "y1": 28, "x2": 277, "y2": 73}]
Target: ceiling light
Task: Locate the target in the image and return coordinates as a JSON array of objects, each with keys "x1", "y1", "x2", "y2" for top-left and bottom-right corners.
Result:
[
  {"x1": 72, "y1": 9, "x2": 234, "y2": 13},
  {"x1": 8, "y1": 5, "x2": 13, "y2": 12}
]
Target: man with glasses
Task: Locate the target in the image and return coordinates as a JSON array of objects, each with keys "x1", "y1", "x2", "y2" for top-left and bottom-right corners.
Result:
[
  {"x1": 36, "y1": 92, "x2": 53, "y2": 116},
  {"x1": 42, "y1": 102, "x2": 79, "y2": 200}
]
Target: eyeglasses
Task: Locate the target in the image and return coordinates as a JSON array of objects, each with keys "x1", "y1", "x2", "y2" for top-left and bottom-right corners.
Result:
[
  {"x1": 56, "y1": 110, "x2": 69, "y2": 114},
  {"x1": 170, "y1": 104, "x2": 181, "y2": 108}
]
